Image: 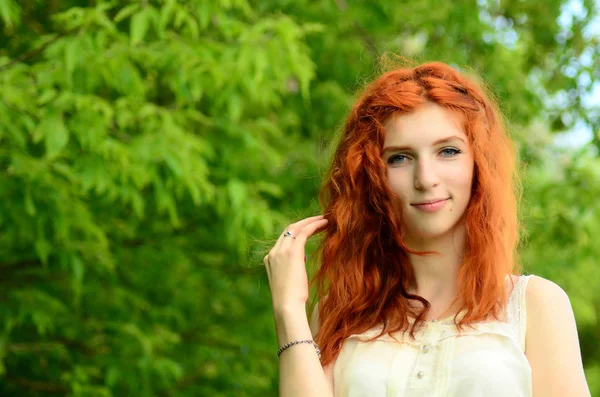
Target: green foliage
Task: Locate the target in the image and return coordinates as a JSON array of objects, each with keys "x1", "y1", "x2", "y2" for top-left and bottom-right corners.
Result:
[{"x1": 0, "y1": 0, "x2": 598, "y2": 395}]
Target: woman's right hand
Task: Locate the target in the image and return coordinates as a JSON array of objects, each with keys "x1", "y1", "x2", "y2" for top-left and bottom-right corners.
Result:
[{"x1": 263, "y1": 215, "x2": 329, "y2": 314}]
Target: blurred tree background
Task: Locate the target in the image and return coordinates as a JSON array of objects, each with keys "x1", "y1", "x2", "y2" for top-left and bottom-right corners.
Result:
[{"x1": 0, "y1": 0, "x2": 599, "y2": 395}]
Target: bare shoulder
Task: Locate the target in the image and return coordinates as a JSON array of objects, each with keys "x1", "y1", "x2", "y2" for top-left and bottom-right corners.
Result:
[
  {"x1": 525, "y1": 275, "x2": 574, "y2": 347},
  {"x1": 525, "y1": 275, "x2": 591, "y2": 397},
  {"x1": 525, "y1": 275, "x2": 570, "y2": 314}
]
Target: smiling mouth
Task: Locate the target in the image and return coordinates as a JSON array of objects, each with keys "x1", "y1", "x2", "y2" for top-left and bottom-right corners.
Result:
[
  {"x1": 410, "y1": 198, "x2": 449, "y2": 212},
  {"x1": 411, "y1": 198, "x2": 449, "y2": 206}
]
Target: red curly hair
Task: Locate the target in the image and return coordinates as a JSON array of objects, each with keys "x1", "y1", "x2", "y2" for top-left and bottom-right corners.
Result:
[{"x1": 309, "y1": 61, "x2": 523, "y2": 366}]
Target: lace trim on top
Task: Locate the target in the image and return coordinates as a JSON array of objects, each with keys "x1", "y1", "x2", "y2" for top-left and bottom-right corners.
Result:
[
  {"x1": 508, "y1": 274, "x2": 533, "y2": 350},
  {"x1": 346, "y1": 275, "x2": 533, "y2": 351}
]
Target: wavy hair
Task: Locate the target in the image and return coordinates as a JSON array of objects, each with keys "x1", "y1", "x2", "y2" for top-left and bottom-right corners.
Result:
[{"x1": 309, "y1": 61, "x2": 523, "y2": 366}]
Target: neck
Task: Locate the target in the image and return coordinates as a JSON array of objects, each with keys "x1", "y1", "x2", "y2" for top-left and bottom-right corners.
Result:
[{"x1": 405, "y1": 222, "x2": 467, "y2": 305}]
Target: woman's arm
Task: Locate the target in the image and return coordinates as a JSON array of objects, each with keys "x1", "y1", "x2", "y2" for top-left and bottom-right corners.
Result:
[
  {"x1": 262, "y1": 215, "x2": 334, "y2": 397},
  {"x1": 525, "y1": 276, "x2": 591, "y2": 397},
  {"x1": 276, "y1": 305, "x2": 334, "y2": 397}
]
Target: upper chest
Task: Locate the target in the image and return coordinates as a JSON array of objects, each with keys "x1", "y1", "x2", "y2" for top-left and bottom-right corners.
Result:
[{"x1": 334, "y1": 320, "x2": 531, "y2": 397}]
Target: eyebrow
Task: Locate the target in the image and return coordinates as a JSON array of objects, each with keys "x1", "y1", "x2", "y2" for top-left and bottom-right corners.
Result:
[{"x1": 382, "y1": 135, "x2": 466, "y2": 154}]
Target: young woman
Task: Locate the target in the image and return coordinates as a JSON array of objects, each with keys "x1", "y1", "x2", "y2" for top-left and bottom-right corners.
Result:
[{"x1": 263, "y1": 61, "x2": 591, "y2": 397}]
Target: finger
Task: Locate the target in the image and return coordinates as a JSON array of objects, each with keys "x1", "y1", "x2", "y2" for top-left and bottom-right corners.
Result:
[
  {"x1": 291, "y1": 214, "x2": 326, "y2": 229},
  {"x1": 263, "y1": 254, "x2": 272, "y2": 284},
  {"x1": 275, "y1": 215, "x2": 326, "y2": 251},
  {"x1": 288, "y1": 218, "x2": 329, "y2": 255},
  {"x1": 272, "y1": 215, "x2": 325, "y2": 252}
]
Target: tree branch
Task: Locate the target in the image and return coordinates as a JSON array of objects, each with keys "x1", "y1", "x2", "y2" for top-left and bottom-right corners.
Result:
[
  {"x1": 5, "y1": 373, "x2": 69, "y2": 394},
  {"x1": 0, "y1": 27, "x2": 80, "y2": 73},
  {"x1": 1, "y1": 258, "x2": 41, "y2": 274}
]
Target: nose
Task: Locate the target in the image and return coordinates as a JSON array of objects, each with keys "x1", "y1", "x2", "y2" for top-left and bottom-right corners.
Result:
[{"x1": 414, "y1": 158, "x2": 440, "y2": 190}]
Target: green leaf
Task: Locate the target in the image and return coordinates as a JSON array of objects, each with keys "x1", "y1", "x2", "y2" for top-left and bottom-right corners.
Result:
[
  {"x1": 163, "y1": 151, "x2": 183, "y2": 177},
  {"x1": 0, "y1": 0, "x2": 20, "y2": 28},
  {"x1": 71, "y1": 254, "x2": 85, "y2": 306},
  {"x1": 158, "y1": 0, "x2": 176, "y2": 32},
  {"x1": 93, "y1": 2, "x2": 117, "y2": 33},
  {"x1": 44, "y1": 110, "x2": 69, "y2": 158},
  {"x1": 106, "y1": 366, "x2": 120, "y2": 387},
  {"x1": 24, "y1": 186, "x2": 35, "y2": 216},
  {"x1": 65, "y1": 37, "x2": 79, "y2": 74},
  {"x1": 37, "y1": 89, "x2": 57, "y2": 106},
  {"x1": 227, "y1": 179, "x2": 246, "y2": 211},
  {"x1": 34, "y1": 239, "x2": 51, "y2": 266},
  {"x1": 114, "y1": 3, "x2": 139, "y2": 22},
  {"x1": 255, "y1": 181, "x2": 284, "y2": 198},
  {"x1": 227, "y1": 93, "x2": 243, "y2": 122},
  {"x1": 131, "y1": 8, "x2": 150, "y2": 45}
]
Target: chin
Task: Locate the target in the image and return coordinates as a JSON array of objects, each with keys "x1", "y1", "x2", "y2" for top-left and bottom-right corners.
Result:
[
  {"x1": 405, "y1": 221, "x2": 460, "y2": 242},
  {"x1": 411, "y1": 229, "x2": 452, "y2": 241}
]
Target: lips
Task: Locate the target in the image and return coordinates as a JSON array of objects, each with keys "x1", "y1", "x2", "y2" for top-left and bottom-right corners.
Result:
[
  {"x1": 411, "y1": 198, "x2": 449, "y2": 212},
  {"x1": 411, "y1": 198, "x2": 449, "y2": 206}
]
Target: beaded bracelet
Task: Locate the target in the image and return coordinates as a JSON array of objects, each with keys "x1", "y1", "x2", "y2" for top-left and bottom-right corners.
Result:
[{"x1": 277, "y1": 339, "x2": 321, "y2": 358}]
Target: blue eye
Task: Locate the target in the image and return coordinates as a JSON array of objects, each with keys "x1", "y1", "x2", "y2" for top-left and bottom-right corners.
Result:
[
  {"x1": 386, "y1": 148, "x2": 462, "y2": 165},
  {"x1": 440, "y1": 147, "x2": 462, "y2": 157},
  {"x1": 387, "y1": 154, "x2": 408, "y2": 164}
]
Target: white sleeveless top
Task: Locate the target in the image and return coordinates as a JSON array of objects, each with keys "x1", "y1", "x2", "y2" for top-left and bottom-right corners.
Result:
[{"x1": 333, "y1": 275, "x2": 533, "y2": 397}]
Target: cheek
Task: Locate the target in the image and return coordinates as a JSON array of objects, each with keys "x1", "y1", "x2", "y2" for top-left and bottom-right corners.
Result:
[
  {"x1": 386, "y1": 173, "x2": 410, "y2": 201},
  {"x1": 447, "y1": 159, "x2": 474, "y2": 191},
  {"x1": 454, "y1": 171, "x2": 474, "y2": 203},
  {"x1": 460, "y1": 173, "x2": 474, "y2": 191},
  {"x1": 386, "y1": 167, "x2": 410, "y2": 186}
]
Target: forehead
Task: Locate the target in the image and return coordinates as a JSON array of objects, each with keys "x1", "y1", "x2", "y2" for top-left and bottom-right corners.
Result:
[{"x1": 383, "y1": 103, "x2": 467, "y2": 146}]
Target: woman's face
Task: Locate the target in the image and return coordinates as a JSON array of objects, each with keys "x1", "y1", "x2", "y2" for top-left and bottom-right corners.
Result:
[{"x1": 382, "y1": 102, "x2": 475, "y2": 244}]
